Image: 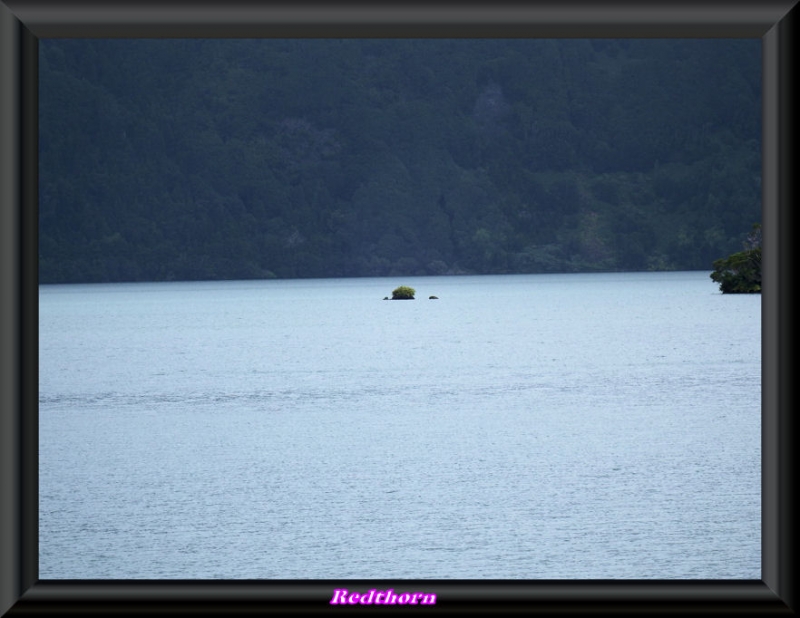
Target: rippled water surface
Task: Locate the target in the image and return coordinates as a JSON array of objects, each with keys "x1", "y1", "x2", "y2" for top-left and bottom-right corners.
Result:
[{"x1": 39, "y1": 272, "x2": 761, "y2": 579}]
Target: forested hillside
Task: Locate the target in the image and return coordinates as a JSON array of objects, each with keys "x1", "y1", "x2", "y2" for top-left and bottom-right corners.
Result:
[{"x1": 38, "y1": 38, "x2": 761, "y2": 283}]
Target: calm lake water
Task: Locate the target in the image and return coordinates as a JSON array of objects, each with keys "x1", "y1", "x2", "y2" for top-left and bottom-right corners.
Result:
[{"x1": 39, "y1": 271, "x2": 761, "y2": 579}]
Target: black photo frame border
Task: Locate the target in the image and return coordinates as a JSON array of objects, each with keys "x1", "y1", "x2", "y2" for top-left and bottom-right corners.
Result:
[{"x1": 1, "y1": 1, "x2": 796, "y2": 615}]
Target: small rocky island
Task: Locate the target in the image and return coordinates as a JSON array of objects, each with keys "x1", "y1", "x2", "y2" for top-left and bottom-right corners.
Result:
[
  {"x1": 390, "y1": 285, "x2": 415, "y2": 300},
  {"x1": 383, "y1": 286, "x2": 438, "y2": 300}
]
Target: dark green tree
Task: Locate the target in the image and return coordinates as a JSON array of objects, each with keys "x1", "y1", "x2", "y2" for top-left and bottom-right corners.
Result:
[{"x1": 710, "y1": 223, "x2": 761, "y2": 293}]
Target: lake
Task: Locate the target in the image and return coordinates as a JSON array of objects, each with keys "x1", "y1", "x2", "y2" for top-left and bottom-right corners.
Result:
[{"x1": 38, "y1": 271, "x2": 761, "y2": 579}]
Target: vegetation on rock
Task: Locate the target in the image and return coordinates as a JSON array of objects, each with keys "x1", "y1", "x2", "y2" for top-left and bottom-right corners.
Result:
[
  {"x1": 710, "y1": 224, "x2": 761, "y2": 293},
  {"x1": 391, "y1": 286, "x2": 416, "y2": 300}
]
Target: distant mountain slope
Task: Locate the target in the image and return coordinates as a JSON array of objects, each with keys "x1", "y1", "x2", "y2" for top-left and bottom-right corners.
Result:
[{"x1": 39, "y1": 38, "x2": 761, "y2": 283}]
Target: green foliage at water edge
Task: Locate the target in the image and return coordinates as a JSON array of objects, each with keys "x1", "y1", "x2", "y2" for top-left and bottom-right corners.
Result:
[{"x1": 710, "y1": 224, "x2": 761, "y2": 293}]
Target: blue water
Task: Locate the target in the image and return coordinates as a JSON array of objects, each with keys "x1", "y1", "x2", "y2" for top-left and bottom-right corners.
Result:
[{"x1": 39, "y1": 272, "x2": 761, "y2": 579}]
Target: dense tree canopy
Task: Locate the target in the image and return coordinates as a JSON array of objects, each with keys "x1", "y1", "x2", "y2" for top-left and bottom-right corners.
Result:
[
  {"x1": 710, "y1": 224, "x2": 762, "y2": 293},
  {"x1": 39, "y1": 39, "x2": 762, "y2": 283}
]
